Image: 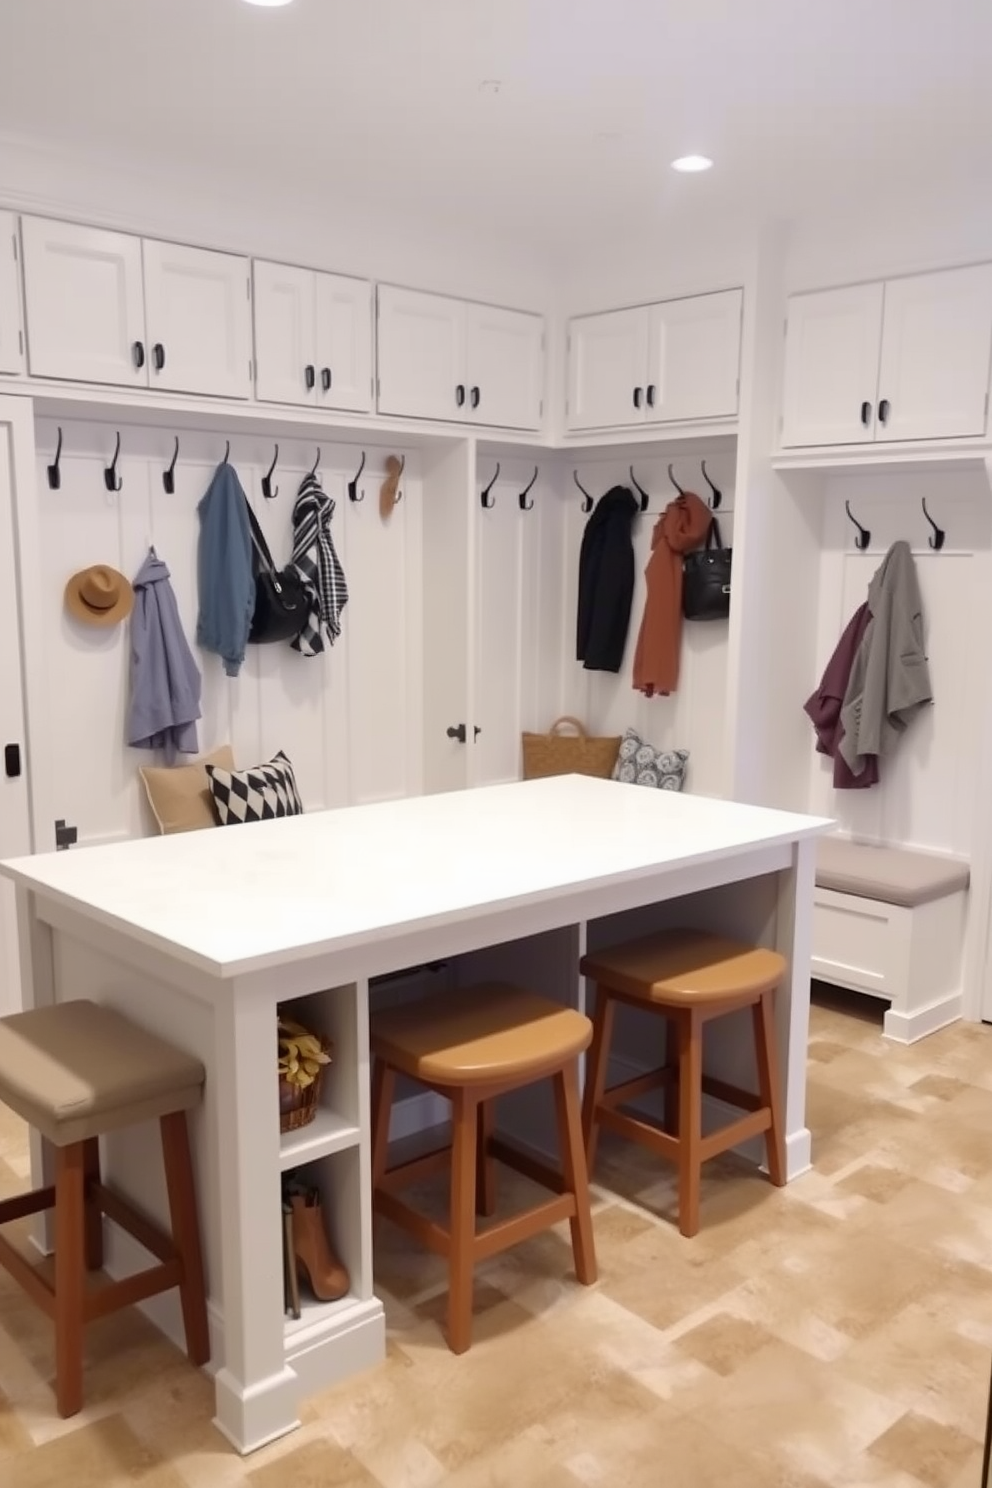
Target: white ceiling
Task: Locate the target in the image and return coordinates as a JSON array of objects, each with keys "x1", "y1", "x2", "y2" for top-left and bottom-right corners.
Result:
[{"x1": 1, "y1": 0, "x2": 991, "y2": 267}]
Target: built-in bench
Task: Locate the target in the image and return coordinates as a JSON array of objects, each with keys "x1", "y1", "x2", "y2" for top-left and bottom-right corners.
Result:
[{"x1": 811, "y1": 838, "x2": 970, "y2": 1044}]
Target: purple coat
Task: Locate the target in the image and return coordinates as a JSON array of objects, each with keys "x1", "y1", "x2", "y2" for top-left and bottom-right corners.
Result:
[
  {"x1": 804, "y1": 603, "x2": 879, "y2": 790},
  {"x1": 128, "y1": 551, "x2": 202, "y2": 763}
]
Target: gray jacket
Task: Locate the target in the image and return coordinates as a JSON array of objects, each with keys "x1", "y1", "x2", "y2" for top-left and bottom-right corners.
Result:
[
  {"x1": 128, "y1": 550, "x2": 202, "y2": 763},
  {"x1": 838, "y1": 540, "x2": 932, "y2": 776}
]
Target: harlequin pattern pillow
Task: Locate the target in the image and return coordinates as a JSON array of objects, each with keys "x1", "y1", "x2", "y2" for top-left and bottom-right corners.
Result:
[
  {"x1": 612, "y1": 728, "x2": 689, "y2": 791},
  {"x1": 206, "y1": 750, "x2": 304, "y2": 825}
]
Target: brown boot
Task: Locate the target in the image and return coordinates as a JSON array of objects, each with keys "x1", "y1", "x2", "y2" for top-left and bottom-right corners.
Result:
[{"x1": 290, "y1": 1191, "x2": 350, "y2": 1302}]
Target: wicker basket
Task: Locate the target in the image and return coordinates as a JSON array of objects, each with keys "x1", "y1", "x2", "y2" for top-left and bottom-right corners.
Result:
[
  {"x1": 278, "y1": 1035, "x2": 332, "y2": 1134},
  {"x1": 521, "y1": 716, "x2": 622, "y2": 781}
]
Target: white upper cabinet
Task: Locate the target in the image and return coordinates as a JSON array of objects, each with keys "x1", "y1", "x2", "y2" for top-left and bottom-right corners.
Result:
[
  {"x1": 464, "y1": 303, "x2": 543, "y2": 430},
  {"x1": 875, "y1": 265, "x2": 992, "y2": 442},
  {"x1": 253, "y1": 261, "x2": 372, "y2": 413},
  {"x1": 21, "y1": 216, "x2": 146, "y2": 387},
  {"x1": 567, "y1": 308, "x2": 649, "y2": 430},
  {"x1": 142, "y1": 239, "x2": 251, "y2": 400},
  {"x1": 781, "y1": 283, "x2": 884, "y2": 447},
  {"x1": 0, "y1": 214, "x2": 23, "y2": 376},
  {"x1": 313, "y1": 271, "x2": 372, "y2": 414},
  {"x1": 565, "y1": 291, "x2": 743, "y2": 432}
]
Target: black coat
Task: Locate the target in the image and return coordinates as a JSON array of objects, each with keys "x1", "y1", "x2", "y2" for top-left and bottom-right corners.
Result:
[{"x1": 576, "y1": 486, "x2": 639, "y2": 673}]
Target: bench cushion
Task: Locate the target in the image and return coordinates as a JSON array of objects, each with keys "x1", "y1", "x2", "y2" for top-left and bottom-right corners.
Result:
[
  {"x1": 0, "y1": 1000, "x2": 205, "y2": 1146},
  {"x1": 816, "y1": 838, "x2": 970, "y2": 909}
]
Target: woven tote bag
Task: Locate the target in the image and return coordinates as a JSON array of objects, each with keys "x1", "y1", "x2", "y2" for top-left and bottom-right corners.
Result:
[{"x1": 521, "y1": 716, "x2": 622, "y2": 781}]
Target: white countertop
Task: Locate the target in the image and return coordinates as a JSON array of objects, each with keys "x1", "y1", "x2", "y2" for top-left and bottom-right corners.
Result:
[{"x1": 0, "y1": 776, "x2": 830, "y2": 976}]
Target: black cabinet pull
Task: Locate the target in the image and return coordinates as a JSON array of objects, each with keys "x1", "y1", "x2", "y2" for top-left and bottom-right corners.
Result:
[
  {"x1": 321, "y1": 367, "x2": 332, "y2": 392},
  {"x1": 878, "y1": 398, "x2": 890, "y2": 424},
  {"x1": 446, "y1": 723, "x2": 467, "y2": 743},
  {"x1": 133, "y1": 341, "x2": 145, "y2": 370},
  {"x1": 305, "y1": 364, "x2": 316, "y2": 390},
  {"x1": 4, "y1": 743, "x2": 20, "y2": 778},
  {"x1": 456, "y1": 384, "x2": 466, "y2": 407},
  {"x1": 633, "y1": 386, "x2": 642, "y2": 409},
  {"x1": 470, "y1": 386, "x2": 480, "y2": 409},
  {"x1": 152, "y1": 342, "x2": 165, "y2": 371},
  {"x1": 860, "y1": 400, "x2": 872, "y2": 427},
  {"x1": 646, "y1": 384, "x2": 656, "y2": 408}
]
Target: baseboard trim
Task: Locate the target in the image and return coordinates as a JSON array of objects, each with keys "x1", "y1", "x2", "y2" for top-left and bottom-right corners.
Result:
[{"x1": 884, "y1": 992, "x2": 963, "y2": 1044}]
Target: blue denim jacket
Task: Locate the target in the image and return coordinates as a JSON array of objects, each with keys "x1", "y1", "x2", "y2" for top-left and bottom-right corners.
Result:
[{"x1": 195, "y1": 463, "x2": 254, "y2": 678}]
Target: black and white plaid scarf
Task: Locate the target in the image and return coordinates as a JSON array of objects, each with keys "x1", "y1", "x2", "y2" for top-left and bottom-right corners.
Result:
[{"x1": 290, "y1": 473, "x2": 348, "y2": 656}]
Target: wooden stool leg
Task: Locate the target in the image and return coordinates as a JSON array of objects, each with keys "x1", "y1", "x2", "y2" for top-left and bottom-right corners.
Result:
[
  {"x1": 753, "y1": 990, "x2": 786, "y2": 1187},
  {"x1": 53, "y1": 1143, "x2": 86, "y2": 1417},
  {"x1": 475, "y1": 1100, "x2": 496, "y2": 1218},
  {"x1": 82, "y1": 1137, "x2": 103, "y2": 1271},
  {"x1": 663, "y1": 1017, "x2": 680, "y2": 1136},
  {"x1": 160, "y1": 1111, "x2": 210, "y2": 1367},
  {"x1": 581, "y1": 985, "x2": 616, "y2": 1174},
  {"x1": 448, "y1": 1088, "x2": 478, "y2": 1354},
  {"x1": 677, "y1": 1011, "x2": 703, "y2": 1239},
  {"x1": 554, "y1": 1061, "x2": 597, "y2": 1285}
]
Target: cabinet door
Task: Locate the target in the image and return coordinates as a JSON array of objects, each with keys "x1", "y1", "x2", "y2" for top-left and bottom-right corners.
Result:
[
  {"x1": 876, "y1": 265, "x2": 992, "y2": 442},
  {"x1": 20, "y1": 216, "x2": 146, "y2": 387},
  {"x1": 0, "y1": 215, "x2": 23, "y2": 376},
  {"x1": 645, "y1": 289, "x2": 743, "y2": 424},
  {"x1": 780, "y1": 284, "x2": 884, "y2": 447},
  {"x1": 465, "y1": 304, "x2": 543, "y2": 430},
  {"x1": 314, "y1": 271, "x2": 373, "y2": 414},
  {"x1": 142, "y1": 239, "x2": 252, "y2": 399},
  {"x1": 377, "y1": 286, "x2": 466, "y2": 422},
  {"x1": 566, "y1": 308, "x2": 649, "y2": 430},
  {"x1": 252, "y1": 259, "x2": 317, "y2": 406}
]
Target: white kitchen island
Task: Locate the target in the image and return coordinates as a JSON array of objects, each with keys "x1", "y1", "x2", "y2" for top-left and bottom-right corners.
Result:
[{"x1": 0, "y1": 775, "x2": 829, "y2": 1455}]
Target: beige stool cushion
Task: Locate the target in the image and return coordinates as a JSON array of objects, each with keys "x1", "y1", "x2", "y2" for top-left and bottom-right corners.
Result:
[
  {"x1": 0, "y1": 1000, "x2": 205, "y2": 1147},
  {"x1": 372, "y1": 983, "x2": 592, "y2": 1086},
  {"x1": 580, "y1": 928, "x2": 786, "y2": 1006},
  {"x1": 815, "y1": 837, "x2": 970, "y2": 909}
]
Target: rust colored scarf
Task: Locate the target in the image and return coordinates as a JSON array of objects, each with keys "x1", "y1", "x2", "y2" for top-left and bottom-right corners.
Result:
[{"x1": 632, "y1": 491, "x2": 712, "y2": 697}]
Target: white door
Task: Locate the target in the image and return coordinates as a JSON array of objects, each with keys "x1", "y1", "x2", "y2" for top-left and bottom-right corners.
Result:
[
  {"x1": 465, "y1": 304, "x2": 543, "y2": 430},
  {"x1": 314, "y1": 271, "x2": 373, "y2": 414},
  {"x1": 646, "y1": 289, "x2": 742, "y2": 423},
  {"x1": 876, "y1": 265, "x2": 992, "y2": 442},
  {"x1": 565, "y1": 308, "x2": 649, "y2": 430},
  {"x1": 20, "y1": 216, "x2": 147, "y2": 387},
  {"x1": 142, "y1": 238, "x2": 252, "y2": 400},
  {"x1": 252, "y1": 259, "x2": 317, "y2": 406},
  {"x1": 376, "y1": 286, "x2": 466, "y2": 423},
  {"x1": 0, "y1": 215, "x2": 23, "y2": 376},
  {"x1": 780, "y1": 283, "x2": 884, "y2": 447}
]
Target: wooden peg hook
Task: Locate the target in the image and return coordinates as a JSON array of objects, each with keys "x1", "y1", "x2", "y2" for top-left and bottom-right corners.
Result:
[{"x1": 380, "y1": 454, "x2": 405, "y2": 518}]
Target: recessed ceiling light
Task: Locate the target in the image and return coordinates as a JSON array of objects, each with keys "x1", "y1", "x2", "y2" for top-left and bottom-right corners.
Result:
[
  {"x1": 671, "y1": 155, "x2": 713, "y2": 173},
  {"x1": 242, "y1": 0, "x2": 295, "y2": 7}
]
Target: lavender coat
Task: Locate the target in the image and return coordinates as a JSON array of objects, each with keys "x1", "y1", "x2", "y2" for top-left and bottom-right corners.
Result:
[{"x1": 128, "y1": 551, "x2": 202, "y2": 763}]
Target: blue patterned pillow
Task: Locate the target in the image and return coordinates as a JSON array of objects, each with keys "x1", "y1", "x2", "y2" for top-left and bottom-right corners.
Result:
[{"x1": 612, "y1": 728, "x2": 689, "y2": 790}]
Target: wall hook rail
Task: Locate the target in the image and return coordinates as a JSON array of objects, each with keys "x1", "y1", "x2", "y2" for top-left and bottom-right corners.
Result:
[
  {"x1": 921, "y1": 497, "x2": 946, "y2": 551},
  {"x1": 104, "y1": 432, "x2": 123, "y2": 493},
  {"x1": 308, "y1": 448, "x2": 321, "y2": 482},
  {"x1": 629, "y1": 465, "x2": 650, "y2": 513},
  {"x1": 574, "y1": 470, "x2": 593, "y2": 514},
  {"x1": 701, "y1": 460, "x2": 722, "y2": 510},
  {"x1": 518, "y1": 466, "x2": 538, "y2": 511},
  {"x1": 845, "y1": 499, "x2": 871, "y2": 551},
  {"x1": 668, "y1": 463, "x2": 685, "y2": 496},
  {"x1": 163, "y1": 436, "x2": 179, "y2": 494},
  {"x1": 261, "y1": 444, "x2": 279, "y2": 500},
  {"x1": 481, "y1": 462, "x2": 500, "y2": 509},
  {"x1": 348, "y1": 450, "x2": 366, "y2": 503},
  {"x1": 47, "y1": 427, "x2": 63, "y2": 491}
]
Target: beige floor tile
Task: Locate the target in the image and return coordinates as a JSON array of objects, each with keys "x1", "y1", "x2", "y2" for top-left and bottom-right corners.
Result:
[
  {"x1": 868, "y1": 1410, "x2": 981, "y2": 1488},
  {"x1": 1, "y1": 1412, "x2": 188, "y2": 1487},
  {"x1": 248, "y1": 1435, "x2": 384, "y2": 1487}
]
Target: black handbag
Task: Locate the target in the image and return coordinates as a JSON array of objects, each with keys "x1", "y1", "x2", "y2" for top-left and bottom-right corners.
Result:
[
  {"x1": 245, "y1": 499, "x2": 308, "y2": 644},
  {"x1": 682, "y1": 517, "x2": 732, "y2": 621}
]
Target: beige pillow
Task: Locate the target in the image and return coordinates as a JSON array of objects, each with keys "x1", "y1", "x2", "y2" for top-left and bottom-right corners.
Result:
[{"x1": 140, "y1": 746, "x2": 236, "y2": 835}]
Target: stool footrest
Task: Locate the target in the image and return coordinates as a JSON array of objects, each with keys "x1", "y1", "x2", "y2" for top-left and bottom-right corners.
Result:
[
  {"x1": 96, "y1": 1183, "x2": 177, "y2": 1266},
  {"x1": 488, "y1": 1136, "x2": 567, "y2": 1195},
  {"x1": 377, "y1": 1146, "x2": 450, "y2": 1196},
  {"x1": 0, "y1": 1186, "x2": 56, "y2": 1226},
  {"x1": 699, "y1": 1109, "x2": 772, "y2": 1163},
  {"x1": 598, "y1": 1105, "x2": 679, "y2": 1160},
  {"x1": 85, "y1": 1261, "x2": 183, "y2": 1322},
  {"x1": 600, "y1": 1067, "x2": 672, "y2": 1109},
  {"x1": 374, "y1": 1189, "x2": 449, "y2": 1258},
  {"x1": 0, "y1": 1231, "x2": 56, "y2": 1318},
  {"x1": 474, "y1": 1195, "x2": 575, "y2": 1263},
  {"x1": 701, "y1": 1074, "x2": 762, "y2": 1113}
]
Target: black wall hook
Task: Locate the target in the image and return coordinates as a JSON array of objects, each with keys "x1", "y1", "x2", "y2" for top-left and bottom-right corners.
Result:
[
  {"x1": 104, "y1": 432, "x2": 123, "y2": 493},
  {"x1": 261, "y1": 444, "x2": 279, "y2": 500},
  {"x1": 348, "y1": 450, "x2": 366, "y2": 503},
  {"x1": 163, "y1": 436, "x2": 179, "y2": 494},
  {"x1": 701, "y1": 460, "x2": 722, "y2": 510},
  {"x1": 222, "y1": 440, "x2": 230, "y2": 465},
  {"x1": 308, "y1": 448, "x2": 321, "y2": 481},
  {"x1": 630, "y1": 466, "x2": 650, "y2": 513},
  {"x1": 668, "y1": 463, "x2": 685, "y2": 496},
  {"x1": 47, "y1": 427, "x2": 63, "y2": 490},
  {"x1": 574, "y1": 470, "x2": 593, "y2": 513},
  {"x1": 922, "y1": 497, "x2": 946, "y2": 550},
  {"x1": 845, "y1": 500, "x2": 871, "y2": 551},
  {"x1": 518, "y1": 466, "x2": 538, "y2": 511},
  {"x1": 481, "y1": 462, "x2": 500, "y2": 509}
]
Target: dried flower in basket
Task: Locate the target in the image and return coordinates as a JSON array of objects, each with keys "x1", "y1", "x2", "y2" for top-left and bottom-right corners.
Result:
[{"x1": 278, "y1": 1016, "x2": 332, "y2": 1091}]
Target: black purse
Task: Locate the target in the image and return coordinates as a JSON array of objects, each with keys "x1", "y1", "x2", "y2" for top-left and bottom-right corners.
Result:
[
  {"x1": 245, "y1": 499, "x2": 308, "y2": 644},
  {"x1": 682, "y1": 517, "x2": 732, "y2": 621}
]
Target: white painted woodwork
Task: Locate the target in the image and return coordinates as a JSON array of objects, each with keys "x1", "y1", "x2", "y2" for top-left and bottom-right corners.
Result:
[
  {"x1": 645, "y1": 289, "x2": 742, "y2": 424},
  {"x1": 20, "y1": 216, "x2": 146, "y2": 387},
  {"x1": 313, "y1": 271, "x2": 373, "y2": 414},
  {"x1": 0, "y1": 215, "x2": 23, "y2": 376},
  {"x1": 376, "y1": 285, "x2": 464, "y2": 423},
  {"x1": 142, "y1": 239, "x2": 252, "y2": 400},
  {"x1": 0, "y1": 419, "x2": 32, "y2": 1015},
  {"x1": 252, "y1": 260, "x2": 317, "y2": 406},
  {"x1": 464, "y1": 302, "x2": 543, "y2": 430},
  {"x1": 421, "y1": 440, "x2": 475, "y2": 794},
  {"x1": 566, "y1": 307, "x2": 649, "y2": 430},
  {"x1": 875, "y1": 265, "x2": 992, "y2": 442},
  {"x1": 780, "y1": 283, "x2": 884, "y2": 447}
]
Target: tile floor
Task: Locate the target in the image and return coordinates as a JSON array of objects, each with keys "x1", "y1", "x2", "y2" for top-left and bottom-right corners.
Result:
[{"x1": 1, "y1": 987, "x2": 991, "y2": 1487}]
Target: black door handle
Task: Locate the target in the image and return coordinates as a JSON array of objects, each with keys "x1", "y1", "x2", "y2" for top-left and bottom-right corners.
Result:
[
  {"x1": 305, "y1": 364, "x2": 316, "y2": 390},
  {"x1": 470, "y1": 386, "x2": 480, "y2": 409},
  {"x1": 446, "y1": 723, "x2": 467, "y2": 743},
  {"x1": 646, "y1": 384, "x2": 656, "y2": 408},
  {"x1": 878, "y1": 398, "x2": 890, "y2": 424},
  {"x1": 455, "y1": 384, "x2": 466, "y2": 407},
  {"x1": 3, "y1": 743, "x2": 20, "y2": 778},
  {"x1": 860, "y1": 400, "x2": 872, "y2": 426},
  {"x1": 152, "y1": 343, "x2": 165, "y2": 371},
  {"x1": 473, "y1": 726, "x2": 481, "y2": 739},
  {"x1": 321, "y1": 367, "x2": 332, "y2": 392},
  {"x1": 133, "y1": 341, "x2": 145, "y2": 370},
  {"x1": 633, "y1": 386, "x2": 642, "y2": 410}
]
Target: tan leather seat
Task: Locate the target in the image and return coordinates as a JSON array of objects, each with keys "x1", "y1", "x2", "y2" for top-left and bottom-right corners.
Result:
[{"x1": 581, "y1": 929, "x2": 786, "y2": 1007}]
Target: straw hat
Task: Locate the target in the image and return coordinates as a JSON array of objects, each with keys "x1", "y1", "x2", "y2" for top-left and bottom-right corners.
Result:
[{"x1": 64, "y1": 565, "x2": 134, "y2": 627}]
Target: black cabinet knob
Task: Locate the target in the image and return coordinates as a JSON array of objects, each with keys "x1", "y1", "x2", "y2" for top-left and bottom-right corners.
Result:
[
  {"x1": 470, "y1": 386, "x2": 480, "y2": 409},
  {"x1": 152, "y1": 343, "x2": 165, "y2": 371},
  {"x1": 305, "y1": 364, "x2": 316, "y2": 391},
  {"x1": 446, "y1": 723, "x2": 467, "y2": 743},
  {"x1": 878, "y1": 398, "x2": 890, "y2": 424},
  {"x1": 633, "y1": 386, "x2": 642, "y2": 410},
  {"x1": 646, "y1": 384, "x2": 656, "y2": 408},
  {"x1": 3, "y1": 743, "x2": 20, "y2": 778},
  {"x1": 455, "y1": 384, "x2": 466, "y2": 408},
  {"x1": 321, "y1": 367, "x2": 332, "y2": 392},
  {"x1": 860, "y1": 400, "x2": 872, "y2": 426},
  {"x1": 133, "y1": 341, "x2": 145, "y2": 370}
]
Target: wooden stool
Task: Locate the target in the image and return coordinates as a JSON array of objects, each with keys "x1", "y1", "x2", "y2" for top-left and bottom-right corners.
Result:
[
  {"x1": 580, "y1": 929, "x2": 787, "y2": 1238},
  {"x1": 370, "y1": 983, "x2": 596, "y2": 1354},
  {"x1": 0, "y1": 999, "x2": 210, "y2": 1416}
]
